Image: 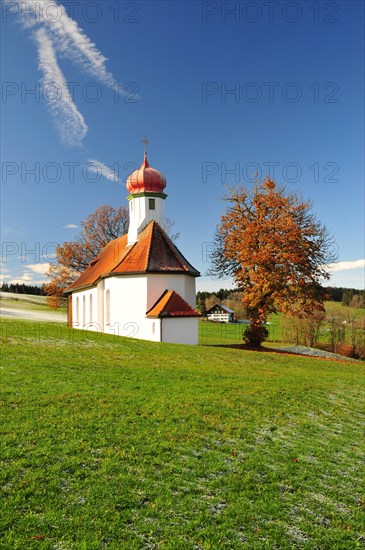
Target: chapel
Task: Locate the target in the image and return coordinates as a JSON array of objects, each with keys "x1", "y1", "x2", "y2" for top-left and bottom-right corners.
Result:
[{"x1": 64, "y1": 145, "x2": 201, "y2": 344}]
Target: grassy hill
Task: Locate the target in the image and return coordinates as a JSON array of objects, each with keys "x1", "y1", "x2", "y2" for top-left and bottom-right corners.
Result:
[
  {"x1": 1, "y1": 319, "x2": 364, "y2": 548},
  {"x1": 0, "y1": 291, "x2": 48, "y2": 305},
  {"x1": 0, "y1": 292, "x2": 66, "y2": 313}
]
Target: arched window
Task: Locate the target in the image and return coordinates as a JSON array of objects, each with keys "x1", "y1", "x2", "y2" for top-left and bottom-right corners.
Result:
[
  {"x1": 83, "y1": 295, "x2": 86, "y2": 325},
  {"x1": 152, "y1": 322, "x2": 155, "y2": 335},
  {"x1": 89, "y1": 294, "x2": 93, "y2": 323},
  {"x1": 106, "y1": 289, "x2": 111, "y2": 325},
  {"x1": 76, "y1": 296, "x2": 79, "y2": 324}
]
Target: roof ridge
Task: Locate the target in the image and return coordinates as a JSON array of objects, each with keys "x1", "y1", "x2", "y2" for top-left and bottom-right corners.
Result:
[
  {"x1": 152, "y1": 223, "x2": 190, "y2": 272},
  {"x1": 144, "y1": 221, "x2": 156, "y2": 271},
  {"x1": 64, "y1": 221, "x2": 200, "y2": 294},
  {"x1": 146, "y1": 288, "x2": 170, "y2": 315},
  {"x1": 146, "y1": 288, "x2": 200, "y2": 318},
  {"x1": 110, "y1": 237, "x2": 136, "y2": 272},
  {"x1": 162, "y1": 289, "x2": 175, "y2": 307}
]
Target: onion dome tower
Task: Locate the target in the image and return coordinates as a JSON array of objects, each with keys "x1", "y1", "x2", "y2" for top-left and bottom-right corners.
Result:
[{"x1": 126, "y1": 137, "x2": 168, "y2": 244}]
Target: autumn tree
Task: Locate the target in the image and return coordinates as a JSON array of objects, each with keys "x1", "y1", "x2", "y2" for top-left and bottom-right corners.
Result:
[
  {"x1": 325, "y1": 304, "x2": 347, "y2": 353},
  {"x1": 196, "y1": 295, "x2": 207, "y2": 316},
  {"x1": 223, "y1": 291, "x2": 246, "y2": 320},
  {"x1": 344, "y1": 310, "x2": 365, "y2": 359},
  {"x1": 350, "y1": 294, "x2": 365, "y2": 308},
  {"x1": 44, "y1": 205, "x2": 129, "y2": 307},
  {"x1": 210, "y1": 178, "x2": 337, "y2": 347},
  {"x1": 282, "y1": 310, "x2": 326, "y2": 347},
  {"x1": 205, "y1": 293, "x2": 219, "y2": 311}
]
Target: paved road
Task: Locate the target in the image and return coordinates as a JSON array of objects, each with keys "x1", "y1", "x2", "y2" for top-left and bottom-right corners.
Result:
[{"x1": 0, "y1": 307, "x2": 67, "y2": 323}]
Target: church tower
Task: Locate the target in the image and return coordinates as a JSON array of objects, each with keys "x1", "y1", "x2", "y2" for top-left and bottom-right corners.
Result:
[{"x1": 126, "y1": 138, "x2": 169, "y2": 245}]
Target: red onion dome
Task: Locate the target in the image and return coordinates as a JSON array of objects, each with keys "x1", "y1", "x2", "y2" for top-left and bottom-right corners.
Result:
[{"x1": 126, "y1": 154, "x2": 166, "y2": 194}]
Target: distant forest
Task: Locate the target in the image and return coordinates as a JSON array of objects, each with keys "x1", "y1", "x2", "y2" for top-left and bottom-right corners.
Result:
[
  {"x1": 0, "y1": 283, "x2": 46, "y2": 296},
  {"x1": 197, "y1": 286, "x2": 364, "y2": 303},
  {"x1": 0, "y1": 283, "x2": 363, "y2": 307}
]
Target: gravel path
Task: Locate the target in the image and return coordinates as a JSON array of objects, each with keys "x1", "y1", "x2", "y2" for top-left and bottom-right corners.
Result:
[{"x1": 273, "y1": 345, "x2": 357, "y2": 361}]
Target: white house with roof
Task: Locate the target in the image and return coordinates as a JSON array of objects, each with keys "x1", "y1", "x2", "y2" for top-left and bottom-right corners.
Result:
[
  {"x1": 206, "y1": 304, "x2": 235, "y2": 323},
  {"x1": 64, "y1": 149, "x2": 200, "y2": 344}
]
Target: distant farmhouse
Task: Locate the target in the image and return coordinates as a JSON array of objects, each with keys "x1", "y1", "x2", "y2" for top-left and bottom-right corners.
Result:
[{"x1": 206, "y1": 304, "x2": 234, "y2": 323}]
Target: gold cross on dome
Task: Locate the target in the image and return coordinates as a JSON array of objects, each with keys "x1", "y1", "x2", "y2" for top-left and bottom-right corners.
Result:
[{"x1": 141, "y1": 136, "x2": 149, "y2": 155}]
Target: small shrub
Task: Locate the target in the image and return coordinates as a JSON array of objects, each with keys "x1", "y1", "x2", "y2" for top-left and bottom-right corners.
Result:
[{"x1": 243, "y1": 324, "x2": 269, "y2": 348}]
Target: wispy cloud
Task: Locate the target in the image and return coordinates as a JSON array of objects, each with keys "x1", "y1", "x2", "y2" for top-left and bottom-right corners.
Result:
[
  {"x1": 14, "y1": 0, "x2": 128, "y2": 147},
  {"x1": 26, "y1": 263, "x2": 50, "y2": 275},
  {"x1": 41, "y1": 252, "x2": 56, "y2": 259},
  {"x1": 5, "y1": 264, "x2": 50, "y2": 285},
  {"x1": 6, "y1": 271, "x2": 33, "y2": 283},
  {"x1": 16, "y1": 0, "x2": 124, "y2": 92},
  {"x1": 87, "y1": 159, "x2": 119, "y2": 182},
  {"x1": 0, "y1": 267, "x2": 11, "y2": 282},
  {"x1": 7, "y1": 274, "x2": 48, "y2": 285},
  {"x1": 1, "y1": 262, "x2": 50, "y2": 285},
  {"x1": 6, "y1": 275, "x2": 32, "y2": 284},
  {"x1": 328, "y1": 259, "x2": 365, "y2": 272},
  {"x1": 63, "y1": 224, "x2": 79, "y2": 229},
  {"x1": 35, "y1": 27, "x2": 88, "y2": 147}
]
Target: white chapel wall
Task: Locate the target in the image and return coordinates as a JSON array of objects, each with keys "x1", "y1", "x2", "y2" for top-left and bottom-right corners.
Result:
[
  {"x1": 71, "y1": 273, "x2": 199, "y2": 344},
  {"x1": 129, "y1": 196, "x2": 168, "y2": 243},
  {"x1": 162, "y1": 318, "x2": 199, "y2": 345},
  {"x1": 147, "y1": 274, "x2": 197, "y2": 310},
  {"x1": 103, "y1": 275, "x2": 151, "y2": 340},
  {"x1": 72, "y1": 287, "x2": 99, "y2": 331}
]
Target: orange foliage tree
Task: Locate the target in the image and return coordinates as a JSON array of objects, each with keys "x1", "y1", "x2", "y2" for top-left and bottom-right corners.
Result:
[
  {"x1": 44, "y1": 205, "x2": 129, "y2": 308},
  {"x1": 210, "y1": 178, "x2": 337, "y2": 347}
]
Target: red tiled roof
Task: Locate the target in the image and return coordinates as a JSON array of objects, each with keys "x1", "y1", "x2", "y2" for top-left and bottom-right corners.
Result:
[
  {"x1": 146, "y1": 290, "x2": 201, "y2": 318},
  {"x1": 64, "y1": 221, "x2": 200, "y2": 293},
  {"x1": 64, "y1": 234, "x2": 130, "y2": 293}
]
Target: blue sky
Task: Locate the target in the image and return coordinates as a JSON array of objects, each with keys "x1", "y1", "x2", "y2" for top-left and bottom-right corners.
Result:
[{"x1": 1, "y1": 0, "x2": 364, "y2": 291}]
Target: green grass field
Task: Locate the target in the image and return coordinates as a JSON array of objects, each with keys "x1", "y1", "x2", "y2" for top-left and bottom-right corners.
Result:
[
  {"x1": 0, "y1": 292, "x2": 48, "y2": 305},
  {"x1": 199, "y1": 319, "x2": 282, "y2": 345},
  {"x1": 200, "y1": 302, "x2": 365, "y2": 348},
  {"x1": 1, "y1": 319, "x2": 364, "y2": 548}
]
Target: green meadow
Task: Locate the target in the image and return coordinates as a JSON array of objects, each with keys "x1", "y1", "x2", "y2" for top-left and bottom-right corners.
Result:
[
  {"x1": 200, "y1": 302, "x2": 365, "y2": 348},
  {"x1": 0, "y1": 293, "x2": 66, "y2": 315},
  {"x1": 1, "y1": 319, "x2": 364, "y2": 549}
]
